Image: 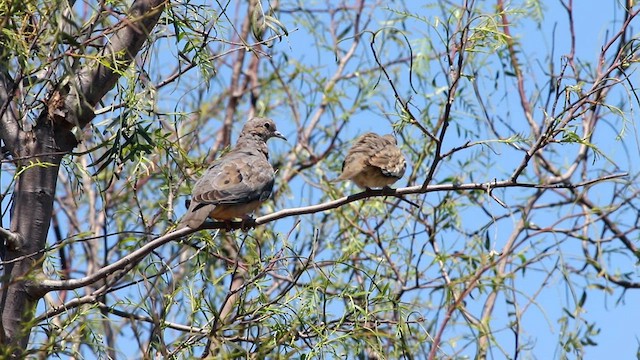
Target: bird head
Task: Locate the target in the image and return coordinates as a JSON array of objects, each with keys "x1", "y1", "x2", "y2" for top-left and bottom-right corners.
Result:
[{"x1": 241, "y1": 117, "x2": 287, "y2": 142}]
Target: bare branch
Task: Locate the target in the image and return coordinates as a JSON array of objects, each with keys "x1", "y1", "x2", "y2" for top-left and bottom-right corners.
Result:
[
  {"x1": 497, "y1": 0, "x2": 538, "y2": 136},
  {"x1": 33, "y1": 227, "x2": 189, "y2": 294}
]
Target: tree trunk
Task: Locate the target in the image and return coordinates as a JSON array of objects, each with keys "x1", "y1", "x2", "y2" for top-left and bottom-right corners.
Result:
[
  {"x1": 0, "y1": 0, "x2": 166, "y2": 355},
  {"x1": 0, "y1": 124, "x2": 75, "y2": 355}
]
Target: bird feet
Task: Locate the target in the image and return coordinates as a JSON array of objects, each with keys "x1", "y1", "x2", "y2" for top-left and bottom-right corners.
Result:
[
  {"x1": 380, "y1": 186, "x2": 397, "y2": 195},
  {"x1": 239, "y1": 217, "x2": 257, "y2": 231}
]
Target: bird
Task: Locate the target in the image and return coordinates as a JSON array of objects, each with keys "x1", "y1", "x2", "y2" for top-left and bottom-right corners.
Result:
[
  {"x1": 334, "y1": 132, "x2": 406, "y2": 189},
  {"x1": 178, "y1": 117, "x2": 287, "y2": 230}
]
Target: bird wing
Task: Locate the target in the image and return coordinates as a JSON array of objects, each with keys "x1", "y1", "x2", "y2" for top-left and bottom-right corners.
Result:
[
  {"x1": 366, "y1": 144, "x2": 406, "y2": 179},
  {"x1": 191, "y1": 149, "x2": 275, "y2": 206},
  {"x1": 337, "y1": 133, "x2": 406, "y2": 180}
]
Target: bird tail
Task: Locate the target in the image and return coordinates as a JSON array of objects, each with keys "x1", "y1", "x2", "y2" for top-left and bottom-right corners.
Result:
[
  {"x1": 177, "y1": 200, "x2": 210, "y2": 230},
  {"x1": 330, "y1": 173, "x2": 350, "y2": 183}
]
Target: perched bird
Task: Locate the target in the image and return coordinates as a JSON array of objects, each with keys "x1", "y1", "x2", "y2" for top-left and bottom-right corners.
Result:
[
  {"x1": 335, "y1": 132, "x2": 406, "y2": 189},
  {"x1": 178, "y1": 117, "x2": 286, "y2": 229}
]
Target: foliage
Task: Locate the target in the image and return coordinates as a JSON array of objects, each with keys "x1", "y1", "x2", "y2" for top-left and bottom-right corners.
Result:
[{"x1": 1, "y1": 0, "x2": 639, "y2": 359}]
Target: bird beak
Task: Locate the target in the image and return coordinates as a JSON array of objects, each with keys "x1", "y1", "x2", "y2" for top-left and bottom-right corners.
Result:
[{"x1": 273, "y1": 131, "x2": 287, "y2": 141}]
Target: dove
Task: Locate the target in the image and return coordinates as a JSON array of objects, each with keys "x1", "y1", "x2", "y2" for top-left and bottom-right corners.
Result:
[
  {"x1": 178, "y1": 117, "x2": 286, "y2": 229},
  {"x1": 335, "y1": 132, "x2": 406, "y2": 189}
]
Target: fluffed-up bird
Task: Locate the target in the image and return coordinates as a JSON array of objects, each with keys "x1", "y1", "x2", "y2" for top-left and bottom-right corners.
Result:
[
  {"x1": 334, "y1": 132, "x2": 406, "y2": 189},
  {"x1": 178, "y1": 117, "x2": 286, "y2": 230}
]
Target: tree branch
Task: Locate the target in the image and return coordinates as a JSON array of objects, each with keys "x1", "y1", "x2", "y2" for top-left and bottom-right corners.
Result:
[
  {"x1": 57, "y1": 0, "x2": 167, "y2": 130},
  {"x1": 0, "y1": 227, "x2": 22, "y2": 252},
  {"x1": 34, "y1": 227, "x2": 189, "y2": 293},
  {"x1": 31, "y1": 172, "x2": 627, "y2": 294},
  {"x1": 0, "y1": 68, "x2": 20, "y2": 153}
]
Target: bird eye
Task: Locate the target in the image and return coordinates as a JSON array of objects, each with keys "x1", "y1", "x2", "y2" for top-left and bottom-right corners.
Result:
[{"x1": 263, "y1": 122, "x2": 271, "y2": 130}]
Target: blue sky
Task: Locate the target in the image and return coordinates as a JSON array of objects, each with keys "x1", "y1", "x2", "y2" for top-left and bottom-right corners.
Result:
[
  {"x1": 18, "y1": 0, "x2": 640, "y2": 358},
  {"x1": 271, "y1": 2, "x2": 640, "y2": 359}
]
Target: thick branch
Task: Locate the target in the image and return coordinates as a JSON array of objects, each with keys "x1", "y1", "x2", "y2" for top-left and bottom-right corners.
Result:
[
  {"x1": 32, "y1": 172, "x2": 627, "y2": 293},
  {"x1": 255, "y1": 173, "x2": 627, "y2": 226},
  {"x1": 0, "y1": 69, "x2": 20, "y2": 153},
  {"x1": 34, "y1": 227, "x2": 188, "y2": 293},
  {"x1": 0, "y1": 227, "x2": 22, "y2": 251},
  {"x1": 59, "y1": 0, "x2": 167, "y2": 129}
]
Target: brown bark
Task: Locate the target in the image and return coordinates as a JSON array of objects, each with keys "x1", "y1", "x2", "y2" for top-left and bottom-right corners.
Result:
[{"x1": 0, "y1": 0, "x2": 166, "y2": 356}]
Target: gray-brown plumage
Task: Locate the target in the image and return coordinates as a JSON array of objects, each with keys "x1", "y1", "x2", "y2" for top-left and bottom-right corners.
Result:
[
  {"x1": 335, "y1": 132, "x2": 406, "y2": 189},
  {"x1": 178, "y1": 117, "x2": 286, "y2": 229}
]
